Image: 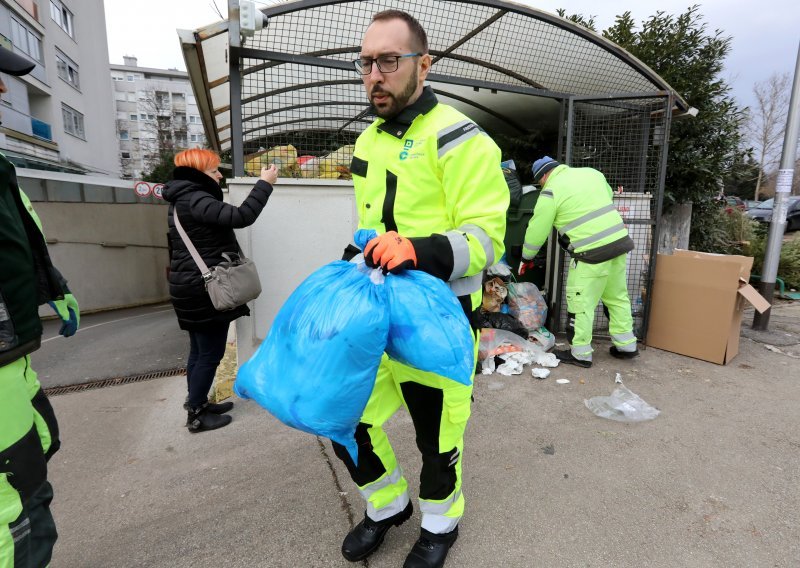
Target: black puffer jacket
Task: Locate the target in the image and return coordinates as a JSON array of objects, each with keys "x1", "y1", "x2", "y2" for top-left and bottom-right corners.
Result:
[{"x1": 163, "y1": 166, "x2": 272, "y2": 331}]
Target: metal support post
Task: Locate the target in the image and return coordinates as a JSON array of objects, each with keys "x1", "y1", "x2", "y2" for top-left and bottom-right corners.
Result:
[
  {"x1": 753, "y1": 42, "x2": 800, "y2": 330},
  {"x1": 228, "y1": 0, "x2": 245, "y2": 177}
]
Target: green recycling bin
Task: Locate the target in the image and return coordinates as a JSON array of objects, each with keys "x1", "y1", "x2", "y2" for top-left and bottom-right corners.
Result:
[{"x1": 503, "y1": 186, "x2": 546, "y2": 289}]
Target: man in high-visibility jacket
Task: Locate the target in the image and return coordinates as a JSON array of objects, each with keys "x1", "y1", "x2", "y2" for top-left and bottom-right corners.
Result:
[
  {"x1": 520, "y1": 156, "x2": 639, "y2": 367},
  {"x1": 1, "y1": 46, "x2": 80, "y2": 567},
  {"x1": 333, "y1": 10, "x2": 508, "y2": 568}
]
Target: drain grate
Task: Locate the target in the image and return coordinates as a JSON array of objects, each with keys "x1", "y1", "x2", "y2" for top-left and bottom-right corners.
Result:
[{"x1": 44, "y1": 367, "x2": 187, "y2": 396}]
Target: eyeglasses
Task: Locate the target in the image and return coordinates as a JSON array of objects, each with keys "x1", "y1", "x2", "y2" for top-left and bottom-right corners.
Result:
[{"x1": 353, "y1": 53, "x2": 422, "y2": 75}]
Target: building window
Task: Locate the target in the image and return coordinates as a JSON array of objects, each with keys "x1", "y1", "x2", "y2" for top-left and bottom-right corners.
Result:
[
  {"x1": 50, "y1": 0, "x2": 75, "y2": 38},
  {"x1": 10, "y1": 18, "x2": 42, "y2": 63},
  {"x1": 126, "y1": 74, "x2": 134, "y2": 82},
  {"x1": 190, "y1": 134, "x2": 204, "y2": 144},
  {"x1": 55, "y1": 50, "x2": 80, "y2": 90},
  {"x1": 112, "y1": 75, "x2": 123, "y2": 81},
  {"x1": 172, "y1": 92, "x2": 185, "y2": 103},
  {"x1": 121, "y1": 152, "x2": 131, "y2": 159},
  {"x1": 189, "y1": 115, "x2": 197, "y2": 124},
  {"x1": 62, "y1": 104, "x2": 85, "y2": 139},
  {"x1": 139, "y1": 113, "x2": 147, "y2": 120},
  {"x1": 129, "y1": 114, "x2": 138, "y2": 121},
  {"x1": 119, "y1": 130, "x2": 129, "y2": 140}
]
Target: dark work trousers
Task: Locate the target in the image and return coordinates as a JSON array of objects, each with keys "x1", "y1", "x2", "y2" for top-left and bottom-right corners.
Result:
[{"x1": 186, "y1": 323, "x2": 229, "y2": 408}]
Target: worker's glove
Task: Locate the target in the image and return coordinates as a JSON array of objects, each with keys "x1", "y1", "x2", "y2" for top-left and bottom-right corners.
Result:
[
  {"x1": 47, "y1": 293, "x2": 80, "y2": 337},
  {"x1": 364, "y1": 231, "x2": 417, "y2": 274},
  {"x1": 518, "y1": 259, "x2": 535, "y2": 275}
]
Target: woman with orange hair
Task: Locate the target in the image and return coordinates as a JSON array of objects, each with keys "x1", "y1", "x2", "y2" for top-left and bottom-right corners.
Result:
[{"x1": 163, "y1": 149, "x2": 277, "y2": 433}]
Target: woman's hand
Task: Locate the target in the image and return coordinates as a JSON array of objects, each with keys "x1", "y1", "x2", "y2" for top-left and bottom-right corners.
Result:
[{"x1": 260, "y1": 164, "x2": 278, "y2": 185}]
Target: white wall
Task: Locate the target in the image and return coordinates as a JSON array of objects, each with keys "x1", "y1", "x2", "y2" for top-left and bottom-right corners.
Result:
[{"x1": 229, "y1": 178, "x2": 358, "y2": 363}]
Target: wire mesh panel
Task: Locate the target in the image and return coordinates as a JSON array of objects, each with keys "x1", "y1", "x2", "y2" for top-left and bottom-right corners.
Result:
[
  {"x1": 555, "y1": 96, "x2": 670, "y2": 341},
  {"x1": 222, "y1": 0, "x2": 678, "y2": 174}
]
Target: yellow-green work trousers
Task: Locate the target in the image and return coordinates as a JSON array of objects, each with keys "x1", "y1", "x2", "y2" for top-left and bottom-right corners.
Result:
[
  {"x1": 565, "y1": 254, "x2": 637, "y2": 362},
  {"x1": 332, "y1": 340, "x2": 476, "y2": 535},
  {"x1": 0, "y1": 357, "x2": 59, "y2": 568}
]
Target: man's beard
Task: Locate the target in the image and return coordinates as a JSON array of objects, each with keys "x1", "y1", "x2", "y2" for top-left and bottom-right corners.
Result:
[{"x1": 371, "y1": 67, "x2": 418, "y2": 119}]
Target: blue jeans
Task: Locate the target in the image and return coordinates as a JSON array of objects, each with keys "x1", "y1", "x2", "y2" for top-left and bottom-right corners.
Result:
[{"x1": 186, "y1": 323, "x2": 229, "y2": 408}]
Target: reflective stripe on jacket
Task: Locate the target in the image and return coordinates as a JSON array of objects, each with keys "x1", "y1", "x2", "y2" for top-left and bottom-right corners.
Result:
[
  {"x1": 351, "y1": 87, "x2": 508, "y2": 313},
  {"x1": 522, "y1": 164, "x2": 628, "y2": 260}
]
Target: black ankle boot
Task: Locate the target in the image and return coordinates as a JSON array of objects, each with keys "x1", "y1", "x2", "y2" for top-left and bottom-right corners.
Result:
[
  {"x1": 554, "y1": 349, "x2": 592, "y2": 368},
  {"x1": 610, "y1": 345, "x2": 640, "y2": 359},
  {"x1": 183, "y1": 398, "x2": 234, "y2": 414},
  {"x1": 186, "y1": 403, "x2": 232, "y2": 433},
  {"x1": 403, "y1": 527, "x2": 458, "y2": 568},
  {"x1": 341, "y1": 501, "x2": 413, "y2": 562}
]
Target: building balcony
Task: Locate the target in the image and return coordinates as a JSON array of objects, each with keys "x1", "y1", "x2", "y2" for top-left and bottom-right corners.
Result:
[{"x1": 31, "y1": 117, "x2": 53, "y2": 141}]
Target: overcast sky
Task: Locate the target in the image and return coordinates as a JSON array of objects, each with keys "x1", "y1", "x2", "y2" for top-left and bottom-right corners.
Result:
[{"x1": 104, "y1": 0, "x2": 799, "y2": 112}]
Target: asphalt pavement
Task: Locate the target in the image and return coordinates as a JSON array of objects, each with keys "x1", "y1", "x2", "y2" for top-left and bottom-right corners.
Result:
[
  {"x1": 45, "y1": 302, "x2": 800, "y2": 567},
  {"x1": 35, "y1": 303, "x2": 187, "y2": 389}
]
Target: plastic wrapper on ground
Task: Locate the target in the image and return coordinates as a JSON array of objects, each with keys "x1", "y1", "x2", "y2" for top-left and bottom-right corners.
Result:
[{"x1": 584, "y1": 385, "x2": 660, "y2": 422}]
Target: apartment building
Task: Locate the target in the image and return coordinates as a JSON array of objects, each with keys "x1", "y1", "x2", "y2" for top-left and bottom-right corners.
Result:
[
  {"x1": 0, "y1": 0, "x2": 119, "y2": 175},
  {"x1": 110, "y1": 56, "x2": 206, "y2": 179}
]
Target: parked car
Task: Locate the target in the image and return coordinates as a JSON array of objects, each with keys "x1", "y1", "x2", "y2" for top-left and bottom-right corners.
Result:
[
  {"x1": 745, "y1": 196, "x2": 800, "y2": 231},
  {"x1": 724, "y1": 196, "x2": 746, "y2": 211},
  {"x1": 714, "y1": 194, "x2": 746, "y2": 214},
  {"x1": 743, "y1": 199, "x2": 762, "y2": 210}
]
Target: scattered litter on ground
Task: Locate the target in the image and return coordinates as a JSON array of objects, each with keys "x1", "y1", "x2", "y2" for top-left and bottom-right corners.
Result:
[
  {"x1": 764, "y1": 344, "x2": 800, "y2": 359},
  {"x1": 534, "y1": 352, "x2": 559, "y2": 368},
  {"x1": 532, "y1": 368, "x2": 550, "y2": 379},
  {"x1": 584, "y1": 374, "x2": 660, "y2": 422},
  {"x1": 556, "y1": 378, "x2": 570, "y2": 384}
]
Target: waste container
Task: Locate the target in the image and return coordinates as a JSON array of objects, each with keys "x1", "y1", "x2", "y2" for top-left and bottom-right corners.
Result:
[{"x1": 503, "y1": 185, "x2": 546, "y2": 289}]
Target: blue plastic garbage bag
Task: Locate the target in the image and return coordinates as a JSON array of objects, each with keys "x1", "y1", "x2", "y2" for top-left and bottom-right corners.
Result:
[
  {"x1": 234, "y1": 260, "x2": 389, "y2": 463},
  {"x1": 355, "y1": 229, "x2": 475, "y2": 386}
]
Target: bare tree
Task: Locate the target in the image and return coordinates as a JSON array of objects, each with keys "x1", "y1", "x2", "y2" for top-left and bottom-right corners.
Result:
[{"x1": 745, "y1": 72, "x2": 790, "y2": 200}]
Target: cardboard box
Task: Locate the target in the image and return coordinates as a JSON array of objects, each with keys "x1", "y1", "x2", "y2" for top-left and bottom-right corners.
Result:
[{"x1": 646, "y1": 250, "x2": 771, "y2": 364}]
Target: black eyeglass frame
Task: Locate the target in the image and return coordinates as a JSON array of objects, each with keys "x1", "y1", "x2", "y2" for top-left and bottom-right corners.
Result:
[{"x1": 353, "y1": 52, "x2": 423, "y2": 75}]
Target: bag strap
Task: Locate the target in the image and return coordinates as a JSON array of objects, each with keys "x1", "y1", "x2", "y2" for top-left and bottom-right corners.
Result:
[{"x1": 172, "y1": 208, "x2": 213, "y2": 281}]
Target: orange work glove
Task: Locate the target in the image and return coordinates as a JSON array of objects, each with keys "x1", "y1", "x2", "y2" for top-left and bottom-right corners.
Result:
[
  {"x1": 364, "y1": 231, "x2": 417, "y2": 274},
  {"x1": 518, "y1": 259, "x2": 535, "y2": 275}
]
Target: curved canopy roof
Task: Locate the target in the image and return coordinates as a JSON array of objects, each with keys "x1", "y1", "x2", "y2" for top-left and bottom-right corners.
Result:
[{"x1": 179, "y1": 0, "x2": 688, "y2": 155}]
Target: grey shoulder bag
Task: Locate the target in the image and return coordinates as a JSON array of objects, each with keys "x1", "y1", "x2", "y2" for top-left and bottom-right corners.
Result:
[{"x1": 173, "y1": 211, "x2": 262, "y2": 311}]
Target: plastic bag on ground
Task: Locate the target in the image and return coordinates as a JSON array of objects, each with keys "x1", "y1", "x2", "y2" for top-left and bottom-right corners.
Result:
[
  {"x1": 234, "y1": 260, "x2": 389, "y2": 463},
  {"x1": 481, "y1": 277, "x2": 508, "y2": 312},
  {"x1": 476, "y1": 310, "x2": 528, "y2": 338},
  {"x1": 584, "y1": 385, "x2": 660, "y2": 422},
  {"x1": 529, "y1": 326, "x2": 555, "y2": 351},
  {"x1": 354, "y1": 229, "x2": 475, "y2": 386},
  {"x1": 507, "y1": 282, "x2": 548, "y2": 331}
]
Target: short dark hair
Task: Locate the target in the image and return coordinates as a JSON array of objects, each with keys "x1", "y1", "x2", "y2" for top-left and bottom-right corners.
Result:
[{"x1": 371, "y1": 10, "x2": 428, "y2": 54}]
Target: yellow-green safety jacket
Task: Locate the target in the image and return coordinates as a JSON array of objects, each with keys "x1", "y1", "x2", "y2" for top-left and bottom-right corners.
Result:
[
  {"x1": 522, "y1": 164, "x2": 633, "y2": 263},
  {"x1": 351, "y1": 87, "x2": 509, "y2": 316}
]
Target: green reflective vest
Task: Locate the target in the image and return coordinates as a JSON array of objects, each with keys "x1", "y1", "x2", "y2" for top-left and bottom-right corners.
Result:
[
  {"x1": 522, "y1": 164, "x2": 630, "y2": 261},
  {"x1": 351, "y1": 87, "x2": 508, "y2": 310}
]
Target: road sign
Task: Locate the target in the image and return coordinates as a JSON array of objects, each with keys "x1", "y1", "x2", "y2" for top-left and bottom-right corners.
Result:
[
  {"x1": 134, "y1": 181, "x2": 151, "y2": 198},
  {"x1": 152, "y1": 183, "x2": 164, "y2": 199}
]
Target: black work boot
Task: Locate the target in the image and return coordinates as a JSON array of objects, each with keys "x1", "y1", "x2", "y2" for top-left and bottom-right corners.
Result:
[
  {"x1": 341, "y1": 501, "x2": 413, "y2": 562},
  {"x1": 183, "y1": 397, "x2": 234, "y2": 414},
  {"x1": 403, "y1": 526, "x2": 459, "y2": 568},
  {"x1": 186, "y1": 403, "x2": 232, "y2": 433},
  {"x1": 554, "y1": 349, "x2": 592, "y2": 368},
  {"x1": 610, "y1": 346, "x2": 640, "y2": 359}
]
